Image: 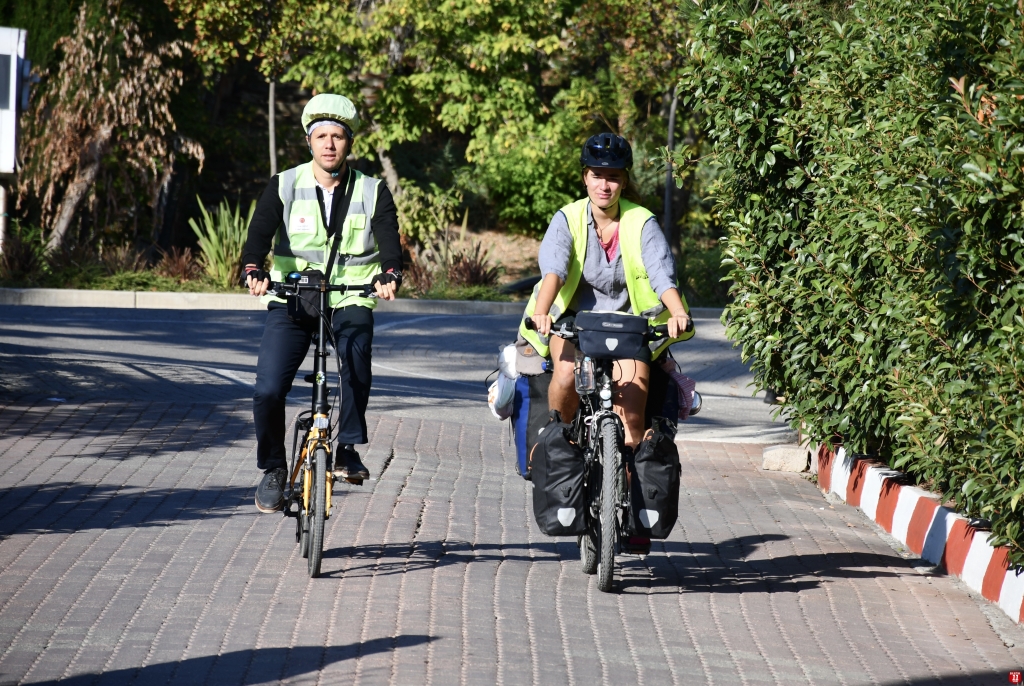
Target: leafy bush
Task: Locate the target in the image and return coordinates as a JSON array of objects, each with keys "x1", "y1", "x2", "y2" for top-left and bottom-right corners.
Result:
[
  {"x1": 0, "y1": 222, "x2": 45, "y2": 284},
  {"x1": 189, "y1": 196, "x2": 254, "y2": 289},
  {"x1": 685, "y1": 0, "x2": 1024, "y2": 561},
  {"x1": 678, "y1": 239, "x2": 730, "y2": 307},
  {"x1": 394, "y1": 182, "x2": 464, "y2": 247},
  {"x1": 45, "y1": 242, "x2": 104, "y2": 288}
]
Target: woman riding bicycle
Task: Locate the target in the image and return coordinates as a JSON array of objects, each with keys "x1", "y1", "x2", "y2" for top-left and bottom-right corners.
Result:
[{"x1": 519, "y1": 133, "x2": 694, "y2": 450}]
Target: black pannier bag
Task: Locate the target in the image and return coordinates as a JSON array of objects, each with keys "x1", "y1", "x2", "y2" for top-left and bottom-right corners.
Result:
[
  {"x1": 626, "y1": 418, "x2": 681, "y2": 539},
  {"x1": 575, "y1": 310, "x2": 648, "y2": 360},
  {"x1": 530, "y1": 411, "x2": 587, "y2": 535}
]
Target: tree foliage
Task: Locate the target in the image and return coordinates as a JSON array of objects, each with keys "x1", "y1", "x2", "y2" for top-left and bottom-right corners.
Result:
[
  {"x1": 685, "y1": 0, "x2": 1024, "y2": 561},
  {"x1": 169, "y1": 0, "x2": 689, "y2": 234}
]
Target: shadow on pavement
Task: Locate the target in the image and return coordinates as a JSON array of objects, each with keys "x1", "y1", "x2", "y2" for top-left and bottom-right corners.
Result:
[
  {"x1": 622, "y1": 537, "x2": 903, "y2": 594},
  {"x1": 26, "y1": 636, "x2": 436, "y2": 686},
  {"x1": 320, "y1": 536, "x2": 901, "y2": 592},
  {"x1": 0, "y1": 400, "x2": 253, "y2": 459},
  {"x1": 0, "y1": 482, "x2": 252, "y2": 536},
  {"x1": 0, "y1": 350, "x2": 256, "y2": 404}
]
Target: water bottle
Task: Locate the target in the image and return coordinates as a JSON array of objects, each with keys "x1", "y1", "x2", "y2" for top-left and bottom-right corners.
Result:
[{"x1": 574, "y1": 351, "x2": 595, "y2": 393}]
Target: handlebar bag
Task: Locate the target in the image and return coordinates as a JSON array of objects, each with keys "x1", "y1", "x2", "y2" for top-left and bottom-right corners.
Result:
[
  {"x1": 626, "y1": 417, "x2": 680, "y2": 539},
  {"x1": 530, "y1": 410, "x2": 587, "y2": 536},
  {"x1": 575, "y1": 310, "x2": 648, "y2": 360},
  {"x1": 286, "y1": 270, "x2": 325, "y2": 324}
]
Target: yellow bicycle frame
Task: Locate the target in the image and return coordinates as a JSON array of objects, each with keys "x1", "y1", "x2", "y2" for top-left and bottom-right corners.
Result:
[{"x1": 289, "y1": 420, "x2": 334, "y2": 519}]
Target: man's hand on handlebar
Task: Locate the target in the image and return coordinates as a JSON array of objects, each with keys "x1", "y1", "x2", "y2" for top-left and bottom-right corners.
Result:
[
  {"x1": 244, "y1": 265, "x2": 270, "y2": 297},
  {"x1": 529, "y1": 313, "x2": 553, "y2": 336},
  {"x1": 370, "y1": 270, "x2": 401, "y2": 301},
  {"x1": 666, "y1": 311, "x2": 691, "y2": 339}
]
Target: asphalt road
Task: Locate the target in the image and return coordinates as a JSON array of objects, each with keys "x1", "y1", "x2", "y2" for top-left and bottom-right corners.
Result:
[
  {"x1": 0, "y1": 306, "x2": 793, "y2": 444},
  {"x1": 1, "y1": 303, "x2": 1019, "y2": 685}
]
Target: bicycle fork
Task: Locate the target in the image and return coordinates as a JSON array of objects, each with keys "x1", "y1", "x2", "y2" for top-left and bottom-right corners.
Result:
[{"x1": 283, "y1": 428, "x2": 335, "y2": 520}]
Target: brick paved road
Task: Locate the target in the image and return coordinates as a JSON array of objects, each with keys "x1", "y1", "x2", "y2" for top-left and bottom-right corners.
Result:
[{"x1": 0, "y1": 305, "x2": 1020, "y2": 684}]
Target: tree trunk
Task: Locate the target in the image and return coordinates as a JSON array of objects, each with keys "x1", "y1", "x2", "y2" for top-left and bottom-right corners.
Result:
[
  {"x1": 47, "y1": 126, "x2": 111, "y2": 253},
  {"x1": 376, "y1": 145, "x2": 402, "y2": 197},
  {"x1": 663, "y1": 85, "x2": 680, "y2": 257},
  {"x1": 268, "y1": 80, "x2": 277, "y2": 178}
]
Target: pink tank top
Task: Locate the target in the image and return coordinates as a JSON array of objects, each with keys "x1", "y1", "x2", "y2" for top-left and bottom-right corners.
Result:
[{"x1": 598, "y1": 226, "x2": 620, "y2": 262}]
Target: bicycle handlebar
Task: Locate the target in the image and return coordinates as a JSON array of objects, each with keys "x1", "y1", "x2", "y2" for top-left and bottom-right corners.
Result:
[
  {"x1": 523, "y1": 317, "x2": 691, "y2": 339},
  {"x1": 267, "y1": 281, "x2": 377, "y2": 299}
]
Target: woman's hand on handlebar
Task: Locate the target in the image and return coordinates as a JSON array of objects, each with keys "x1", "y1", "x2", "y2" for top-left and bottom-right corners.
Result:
[
  {"x1": 530, "y1": 313, "x2": 553, "y2": 336},
  {"x1": 666, "y1": 311, "x2": 691, "y2": 339}
]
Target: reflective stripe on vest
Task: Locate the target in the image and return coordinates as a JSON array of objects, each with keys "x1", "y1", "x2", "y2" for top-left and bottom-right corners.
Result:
[
  {"x1": 262, "y1": 163, "x2": 382, "y2": 309},
  {"x1": 518, "y1": 198, "x2": 694, "y2": 359}
]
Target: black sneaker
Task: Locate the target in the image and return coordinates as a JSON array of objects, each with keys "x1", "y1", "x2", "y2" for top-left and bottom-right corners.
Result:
[
  {"x1": 335, "y1": 446, "x2": 369, "y2": 481},
  {"x1": 255, "y1": 467, "x2": 287, "y2": 513}
]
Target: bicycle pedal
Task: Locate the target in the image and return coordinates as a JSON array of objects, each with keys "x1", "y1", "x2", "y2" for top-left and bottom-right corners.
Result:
[{"x1": 332, "y1": 470, "x2": 364, "y2": 486}]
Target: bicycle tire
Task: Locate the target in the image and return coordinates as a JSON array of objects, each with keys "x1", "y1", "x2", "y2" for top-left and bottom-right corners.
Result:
[
  {"x1": 580, "y1": 526, "x2": 599, "y2": 575},
  {"x1": 307, "y1": 446, "x2": 327, "y2": 577},
  {"x1": 597, "y1": 418, "x2": 619, "y2": 592},
  {"x1": 300, "y1": 511, "x2": 310, "y2": 558},
  {"x1": 297, "y1": 507, "x2": 309, "y2": 556}
]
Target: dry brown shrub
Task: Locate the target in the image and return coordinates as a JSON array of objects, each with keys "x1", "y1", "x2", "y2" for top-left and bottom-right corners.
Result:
[
  {"x1": 17, "y1": 1, "x2": 204, "y2": 253},
  {"x1": 447, "y1": 242, "x2": 500, "y2": 287},
  {"x1": 403, "y1": 255, "x2": 435, "y2": 293},
  {"x1": 154, "y1": 246, "x2": 202, "y2": 282},
  {"x1": 100, "y1": 243, "x2": 148, "y2": 274}
]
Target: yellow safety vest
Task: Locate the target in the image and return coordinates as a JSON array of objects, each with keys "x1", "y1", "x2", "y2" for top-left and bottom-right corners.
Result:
[
  {"x1": 518, "y1": 198, "x2": 694, "y2": 360},
  {"x1": 262, "y1": 163, "x2": 382, "y2": 309}
]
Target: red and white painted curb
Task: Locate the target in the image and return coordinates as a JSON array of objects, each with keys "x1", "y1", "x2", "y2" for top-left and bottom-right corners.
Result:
[{"x1": 818, "y1": 446, "x2": 1024, "y2": 624}]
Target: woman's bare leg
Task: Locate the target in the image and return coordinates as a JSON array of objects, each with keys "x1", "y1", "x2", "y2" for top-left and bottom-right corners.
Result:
[
  {"x1": 548, "y1": 335, "x2": 580, "y2": 421},
  {"x1": 613, "y1": 359, "x2": 650, "y2": 448}
]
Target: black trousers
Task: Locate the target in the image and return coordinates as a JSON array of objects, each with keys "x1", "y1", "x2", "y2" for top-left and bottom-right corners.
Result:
[{"x1": 253, "y1": 303, "x2": 374, "y2": 471}]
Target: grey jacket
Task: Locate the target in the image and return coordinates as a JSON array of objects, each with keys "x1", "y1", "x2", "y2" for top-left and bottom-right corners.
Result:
[{"x1": 537, "y1": 202, "x2": 677, "y2": 313}]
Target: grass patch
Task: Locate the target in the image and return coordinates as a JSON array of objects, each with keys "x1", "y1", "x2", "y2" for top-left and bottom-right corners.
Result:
[{"x1": 407, "y1": 283, "x2": 511, "y2": 302}]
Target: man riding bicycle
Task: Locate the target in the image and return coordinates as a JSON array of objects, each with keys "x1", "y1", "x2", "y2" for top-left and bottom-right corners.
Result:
[{"x1": 242, "y1": 93, "x2": 403, "y2": 513}]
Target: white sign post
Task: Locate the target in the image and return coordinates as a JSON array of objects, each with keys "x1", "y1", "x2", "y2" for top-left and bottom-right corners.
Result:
[{"x1": 0, "y1": 27, "x2": 27, "y2": 254}]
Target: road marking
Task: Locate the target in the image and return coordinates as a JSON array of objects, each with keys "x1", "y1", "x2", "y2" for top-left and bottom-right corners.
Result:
[
  {"x1": 211, "y1": 368, "x2": 256, "y2": 387},
  {"x1": 371, "y1": 361, "x2": 481, "y2": 388}
]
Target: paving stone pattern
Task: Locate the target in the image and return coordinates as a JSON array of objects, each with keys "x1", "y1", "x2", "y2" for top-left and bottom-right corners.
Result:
[{"x1": 0, "y1": 395, "x2": 1021, "y2": 685}]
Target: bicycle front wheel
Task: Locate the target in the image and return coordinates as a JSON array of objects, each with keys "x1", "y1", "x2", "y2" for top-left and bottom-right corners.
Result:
[
  {"x1": 597, "y1": 418, "x2": 620, "y2": 592},
  {"x1": 307, "y1": 446, "x2": 327, "y2": 577}
]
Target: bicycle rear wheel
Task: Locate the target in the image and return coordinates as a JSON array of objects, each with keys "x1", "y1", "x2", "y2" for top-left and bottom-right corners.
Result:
[
  {"x1": 307, "y1": 446, "x2": 327, "y2": 577},
  {"x1": 597, "y1": 418, "x2": 620, "y2": 592},
  {"x1": 580, "y1": 527, "x2": 599, "y2": 574},
  {"x1": 580, "y1": 459, "x2": 599, "y2": 574}
]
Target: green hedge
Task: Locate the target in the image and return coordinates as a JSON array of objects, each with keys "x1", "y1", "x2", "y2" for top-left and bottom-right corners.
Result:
[{"x1": 683, "y1": 0, "x2": 1024, "y2": 561}]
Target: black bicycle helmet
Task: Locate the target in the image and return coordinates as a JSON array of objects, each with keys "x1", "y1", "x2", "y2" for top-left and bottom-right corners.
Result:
[{"x1": 579, "y1": 133, "x2": 633, "y2": 170}]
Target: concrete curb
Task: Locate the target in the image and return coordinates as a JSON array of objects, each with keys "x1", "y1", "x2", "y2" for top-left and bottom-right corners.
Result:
[
  {"x1": 818, "y1": 446, "x2": 1024, "y2": 624},
  {"x1": 0, "y1": 287, "x2": 726, "y2": 318}
]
